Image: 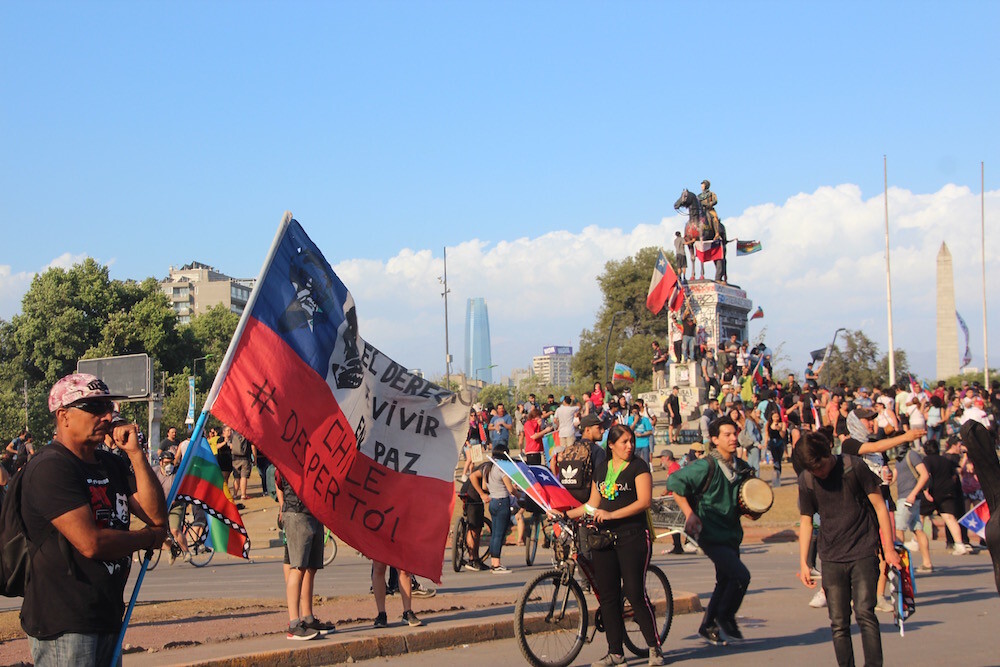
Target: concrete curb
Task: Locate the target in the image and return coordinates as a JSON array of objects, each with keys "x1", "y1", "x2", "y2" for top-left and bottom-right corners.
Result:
[{"x1": 161, "y1": 593, "x2": 701, "y2": 667}]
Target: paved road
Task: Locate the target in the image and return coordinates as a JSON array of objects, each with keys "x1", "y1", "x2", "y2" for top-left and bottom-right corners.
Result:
[{"x1": 344, "y1": 542, "x2": 1000, "y2": 667}]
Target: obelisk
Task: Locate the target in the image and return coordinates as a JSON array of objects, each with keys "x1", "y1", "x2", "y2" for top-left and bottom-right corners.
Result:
[{"x1": 936, "y1": 243, "x2": 960, "y2": 380}]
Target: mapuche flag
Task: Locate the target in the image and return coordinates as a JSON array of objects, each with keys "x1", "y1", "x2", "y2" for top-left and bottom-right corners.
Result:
[
  {"x1": 204, "y1": 213, "x2": 467, "y2": 582},
  {"x1": 176, "y1": 436, "x2": 250, "y2": 559},
  {"x1": 646, "y1": 250, "x2": 683, "y2": 314}
]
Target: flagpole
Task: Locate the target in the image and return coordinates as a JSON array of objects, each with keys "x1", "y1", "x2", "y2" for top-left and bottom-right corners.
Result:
[
  {"x1": 204, "y1": 211, "x2": 293, "y2": 410},
  {"x1": 115, "y1": 211, "x2": 293, "y2": 666},
  {"x1": 982, "y1": 162, "x2": 990, "y2": 388},
  {"x1": 884, "y1": 156, "x2": 897, "y2": 384},
  {"x1": 112, "y1": 408, "x2": 212, "y2": 667}
]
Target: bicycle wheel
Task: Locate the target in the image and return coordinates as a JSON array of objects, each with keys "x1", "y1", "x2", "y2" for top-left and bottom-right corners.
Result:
[
  {"x1": 184, "y1": 522, "x2": 214, "y2": 567},
  {"x1": 525, "y1": 516, "x2": 540, "y2": 566},
  {"x1": 452, "y1": 516, "x2": 466, "y2": 572},
  {"x1": 477, "y1": 517, "x2": 493, "y2": 564},
  {"x1": 622, "y1": 564, "x2": 673, "y2": 657},
  {"x1": 145, "y1": 545, "x2": 162, "y2": 570},
  {"x1": 323, "y1": 530, "x2": 338, "y2": 566},
  {"x1": 514, "y1": 569, "x2": 588, "y2": 667}
]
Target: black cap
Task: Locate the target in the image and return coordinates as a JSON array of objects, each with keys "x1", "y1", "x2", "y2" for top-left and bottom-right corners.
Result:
[{"x1": 579, "y1": 413, "x2": 604, "y2": 429}]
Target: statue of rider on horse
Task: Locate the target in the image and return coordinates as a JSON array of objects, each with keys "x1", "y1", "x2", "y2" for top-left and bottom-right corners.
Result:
[{"x1": 674, "y1": 180, "x2": 727, "y2": 283}]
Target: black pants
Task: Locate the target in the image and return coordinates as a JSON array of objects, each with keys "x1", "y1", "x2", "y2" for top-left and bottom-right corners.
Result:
[
  {"x1": 823, "y1": 556, "x2": 881, "y2": 667},
  {"x1": 700, "y1": 542, "x2": 750, "y2": 630},
  {"x1": 590, "y1": 528, "x2": 659, "y2": 655},
  {"x1": 961, "y1": 420, "x2": 1000, "y2": 596}
]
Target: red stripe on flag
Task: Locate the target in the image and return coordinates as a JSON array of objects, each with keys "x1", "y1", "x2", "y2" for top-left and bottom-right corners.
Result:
[{"x1": 210, "y1": 317, "x2": 453, "y2": 582}]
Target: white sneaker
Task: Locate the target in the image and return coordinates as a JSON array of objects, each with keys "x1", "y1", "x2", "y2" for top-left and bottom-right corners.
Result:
[
  {"x1": 809, "y1": 588, "x2": 827, "y2": 608},
  {"x1": 460, "y1": 474, "x2": 469, "y2": 482},
  {"x1": 809, "y1": 567, "x2": 821, "y2": 579},
  {"x1": 683, "y1": 542, "x2": 699, "y2": 554},
  {"x1": 951, "y1": 544, "x2": 972, "y2": 556},
  {"x1": 903, "y1": 540, "x2": 919, "y2": 553}
]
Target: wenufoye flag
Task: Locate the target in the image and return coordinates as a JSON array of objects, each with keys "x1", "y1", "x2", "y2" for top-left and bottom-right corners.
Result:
[
  {"x1": 176, "y1": 436, "x2": 250, "y2": 558},
  {"x1": 204, "y1": 213, "x2": 467, "y2": 582}
]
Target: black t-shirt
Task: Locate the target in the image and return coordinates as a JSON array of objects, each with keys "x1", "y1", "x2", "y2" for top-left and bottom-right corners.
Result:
[
  {"x1": 158, "y1": 437, "x2": 176, "y2": 452},
  {"x1": 593, "y1": 457, "x2": 650, "y2": 532},
  {"x1": 21, "y1": 443, "x2": 136, "y2": 638},
  {"x1": 797, "y1": 455, "x2": 881, "y2": 563},
  {"x1": 923, "y1": 454, "x2": 960, "y2": 500},
  {"x1": 277, "y1": 470, "x2": 308, "y2": 513}
]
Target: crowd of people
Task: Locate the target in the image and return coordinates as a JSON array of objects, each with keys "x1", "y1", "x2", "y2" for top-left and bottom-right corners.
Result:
[{"x1": 4, "y1": 364, "x2": 999, "y2": 666}]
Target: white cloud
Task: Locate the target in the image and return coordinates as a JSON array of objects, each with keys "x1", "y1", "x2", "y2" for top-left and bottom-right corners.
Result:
[
  {"x1": 341, "y1": 183, "x2": 1000, "y2": 382},
  {"x1": 0, "y1": 253, "x2": 91, "y2": 321}
]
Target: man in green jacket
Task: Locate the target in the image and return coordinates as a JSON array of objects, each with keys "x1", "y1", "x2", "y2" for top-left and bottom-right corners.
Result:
[{"x1": 666, "y1": 415, "x2": 752, "y2": 647}]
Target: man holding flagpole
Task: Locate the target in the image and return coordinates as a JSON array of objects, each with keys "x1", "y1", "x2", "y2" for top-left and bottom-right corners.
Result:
[{"x1": 21, "y1": 373, "x2": 168, "y2": 666}]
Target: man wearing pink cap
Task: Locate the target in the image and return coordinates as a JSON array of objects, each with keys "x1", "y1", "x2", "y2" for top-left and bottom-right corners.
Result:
[{"x1": 19, "y1": 373, "x2": 168, "y2": 666}]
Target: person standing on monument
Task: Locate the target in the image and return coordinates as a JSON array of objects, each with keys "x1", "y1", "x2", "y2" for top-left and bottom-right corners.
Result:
[{"x1": 674, "y1": 230, "x2": 689, "y2": 282}]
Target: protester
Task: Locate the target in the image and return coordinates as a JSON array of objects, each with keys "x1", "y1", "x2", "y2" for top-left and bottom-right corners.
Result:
[
  {"x1": 371, "y1": 561, "x2": 423, "y2": 628},
  {"x1": 488, "y1": 403, "x2": 514, "y2": 454},
  {"x1": 567, "y1": 423, "x2": 663, "y2": 666},
  {"x1": 484, "y1": 448, "x2": 516, "y2": 573},
  {"x1": 275, "y1": 467, "x2": 335, "y2": 640},
  {"x1": 21, "y1": 373, "x2": 168, "y2": 666},
  {"x1": 795, "y1": 431, "x2": 902, "y2": 667},
  {"x1": 522, "y1": 408, "x2": 553, "y2": 466},
  {"x1": 667, "y1": 416, "x2": 753, "y2": 646}
]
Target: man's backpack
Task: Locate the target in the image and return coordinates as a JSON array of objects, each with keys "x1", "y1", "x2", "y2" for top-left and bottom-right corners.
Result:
[
  {"x1": 556, "y1": 442, "x2": 593, "y2": 491},
  {"x1": 0, "y1": 446, "x2": 78, "y2": 598},
  {"x1": 230, "y1": 432, "x2": 250, "y2": 457}
]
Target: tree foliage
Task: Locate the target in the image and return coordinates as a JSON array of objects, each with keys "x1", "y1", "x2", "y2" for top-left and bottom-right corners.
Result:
[
  {"x1": 571, "y1": 246, "x2": 676, "y2": 394},
  {"x1": 0, "y1": 259, "x2": 242, "y2": 439},
  {"x1": 818, "y1": 329, "x2": 909, "y2": 389}
]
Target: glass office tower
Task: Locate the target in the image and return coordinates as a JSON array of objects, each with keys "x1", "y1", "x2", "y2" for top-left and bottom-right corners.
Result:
[{"x1": 464, "y1": 297, "x2": 493, "y2": 384}]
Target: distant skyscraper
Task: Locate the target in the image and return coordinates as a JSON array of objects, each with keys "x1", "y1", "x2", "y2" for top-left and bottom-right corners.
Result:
[
  {"x1": 936, "y1": 243, "x2": 960, "y2": 380},
  {"x1": 465, "y1": 298, "x2": 493, "y2": 383}
]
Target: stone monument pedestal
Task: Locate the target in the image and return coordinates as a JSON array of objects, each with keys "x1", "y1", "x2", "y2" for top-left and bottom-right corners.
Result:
[{"x1": 641, "y1": 280, "x2": 754, "y2": 447}]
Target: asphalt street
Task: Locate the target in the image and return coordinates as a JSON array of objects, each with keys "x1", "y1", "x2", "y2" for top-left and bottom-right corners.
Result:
[{"x1": 339, "y1": 541, "x2": 999, "y2": 667}]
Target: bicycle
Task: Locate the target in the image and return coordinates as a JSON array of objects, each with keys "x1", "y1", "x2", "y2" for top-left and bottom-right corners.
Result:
[
  {"x1": 147, "y1": 505, "x2": 214, "y2": 569},
  {"x1": 322, "y1": 527, "x2": 338, "y2": 566},
  {"x1": 451, "y1": 497, "x2": 493, "y2": 572},
  {"x1": 513, "y1": 515, "x2": 672, "y2": 667},
  {"x1": 522, "y1": 505, "x2": 552, "y2": 566}
]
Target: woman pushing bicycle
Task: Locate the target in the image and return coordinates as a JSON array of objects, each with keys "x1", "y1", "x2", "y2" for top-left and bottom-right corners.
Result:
[{"x1": 565, "y1": 423, "x2": 664, "y2": 666}]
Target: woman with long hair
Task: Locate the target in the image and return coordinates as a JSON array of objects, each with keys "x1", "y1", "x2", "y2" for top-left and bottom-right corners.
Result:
[{"x1": 567, "y1": 423, "x2": 663, "y2": 665}]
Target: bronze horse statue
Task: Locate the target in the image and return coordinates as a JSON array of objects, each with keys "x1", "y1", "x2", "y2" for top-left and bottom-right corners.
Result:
[{"x1": 674, "y1": 188, "x2": 713, "y2": 277}]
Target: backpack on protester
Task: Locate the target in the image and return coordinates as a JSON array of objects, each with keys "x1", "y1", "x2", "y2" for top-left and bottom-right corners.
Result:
[
  {"x1": 230, "y1": 432, "x2": 250, "y2": 457},
  {"x1": 556, "y1": 442, "x2": 593, "y2": 491},
  {"x1": 0, "y1": 447, "x2": 74, "y2": 597}
]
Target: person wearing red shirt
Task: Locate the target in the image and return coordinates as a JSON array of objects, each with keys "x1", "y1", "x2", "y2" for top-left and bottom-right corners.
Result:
[{"x1": 522, "y1": 409, "x2": 553, "y2": 466}]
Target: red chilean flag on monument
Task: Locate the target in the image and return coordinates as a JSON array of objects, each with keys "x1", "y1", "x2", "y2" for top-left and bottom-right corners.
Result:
[
  {"x1": 646, "y1": 250, "x2": 683, "y2": 314},
  {"x1": 204, "y1": 213, "x2": 467, "y2": 582}
]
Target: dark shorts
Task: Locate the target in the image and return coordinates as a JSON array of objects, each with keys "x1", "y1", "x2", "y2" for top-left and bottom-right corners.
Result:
[
  {"x1": 465, "y1": 501, "x2": 485, "y2": 531},
  {"x1": 284, "y1": 511, "x2": 324, "y2": 570},
  {"x1": 676, "y1": 252, "x2": 687, "y2": 268},
  {"x1": 232, "y1": 456, "x2": 252, "y2": 479},
  {"x1": 933, "y1": 496, "x2": 964, "y2": 517}
]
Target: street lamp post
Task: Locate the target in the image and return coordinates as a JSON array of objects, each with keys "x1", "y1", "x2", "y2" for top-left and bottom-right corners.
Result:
[
  {"x1": 475, "y1": 364, "x2": 498, "y2": 389},
  {"x1": 605, "y1": 311, "x2": 626, "y2": 385}
]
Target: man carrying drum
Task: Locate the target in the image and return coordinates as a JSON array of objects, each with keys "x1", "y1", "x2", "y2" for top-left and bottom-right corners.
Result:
[{"x1": 667, "y1": 416, "x2": 764, "y2": 647}]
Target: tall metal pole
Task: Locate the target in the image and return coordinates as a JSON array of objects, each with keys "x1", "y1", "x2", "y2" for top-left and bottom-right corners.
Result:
[
  {"x1": 982, "y1": 162, "x2": 990, "y2": 388},
  {"x1": 442, "y1": 247, "x2": 452, "y2": 390},
  {"x1": 605, "y1": 310, "x2": 626, "y2": 385},
  {"x1": 884, "y1": 156, "x2": 897, "y2": 384},
  {"x1": 23, "y1": 380, "x2": 28, "y2": 431}
]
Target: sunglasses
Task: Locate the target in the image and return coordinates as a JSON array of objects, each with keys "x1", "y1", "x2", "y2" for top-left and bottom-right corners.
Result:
[{"x1": 69, "y1": 400, "x2": 115, "y2": 415}]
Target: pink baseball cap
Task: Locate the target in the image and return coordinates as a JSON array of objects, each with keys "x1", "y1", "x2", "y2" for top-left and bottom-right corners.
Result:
[{"x1": 48, "y1": 373, "x2": 127, "y2": 412}]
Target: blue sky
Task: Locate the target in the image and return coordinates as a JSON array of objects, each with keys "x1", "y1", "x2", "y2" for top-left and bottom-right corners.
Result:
[{"x1": 2, "y1": 2, "x2": 998, "y2": 382}]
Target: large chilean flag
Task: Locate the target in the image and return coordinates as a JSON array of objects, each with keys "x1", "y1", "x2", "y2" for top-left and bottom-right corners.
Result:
[
  {"x1": 204, "y1": 213, "x2": 467, "y2": 582},
  {"x1": 646, "y1": 250, "x2": 683, "y2": 314}
]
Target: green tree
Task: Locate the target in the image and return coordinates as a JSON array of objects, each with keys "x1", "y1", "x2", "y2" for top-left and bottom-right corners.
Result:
[
  {"x1": 818, "y1": 329, "x2": 909, "y2": 388},
  {"x1": 572, "y1": 246, "x2": 676, "y2": 393},
  {"x1": 477, "y1": 384, "x2": 512, "y2": 410}
]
